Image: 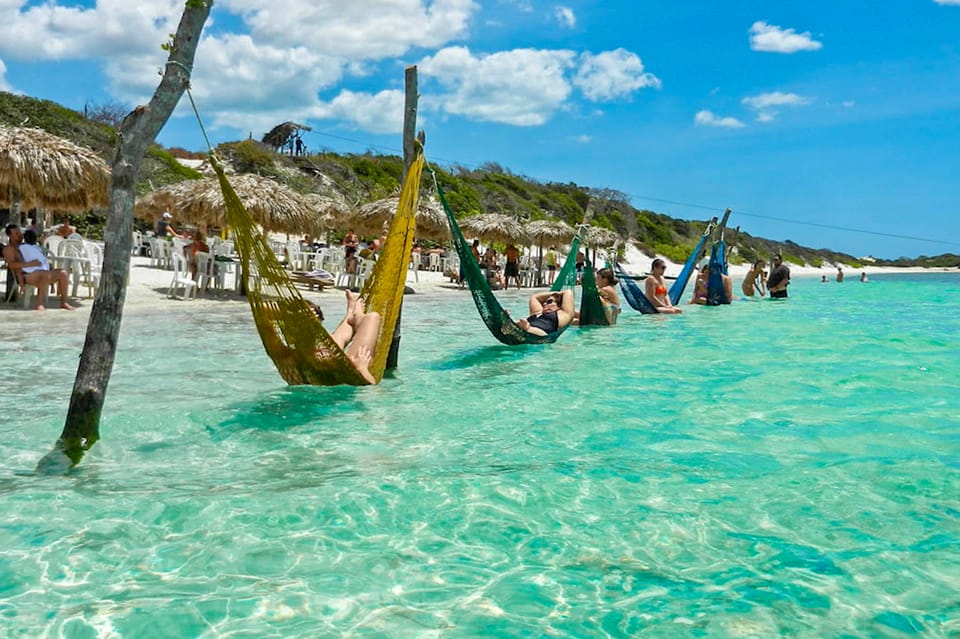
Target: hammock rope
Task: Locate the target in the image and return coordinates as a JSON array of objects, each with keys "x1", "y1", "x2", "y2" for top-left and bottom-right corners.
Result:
[
  {"x1": 430, "y1": 166, "x2": 578, "y2": 344},
  {"x1": 186, "y1": 85, "x2": 422, "y2": 385}
]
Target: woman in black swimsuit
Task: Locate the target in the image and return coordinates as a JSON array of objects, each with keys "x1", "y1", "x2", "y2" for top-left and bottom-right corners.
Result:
[{"x1": 518, "y1": 290, "x2": 575, "y2": 336}]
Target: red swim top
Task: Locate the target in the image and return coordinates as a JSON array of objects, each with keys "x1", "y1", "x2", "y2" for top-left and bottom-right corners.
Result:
[{"x1": 655, "y1": 285, "x2": 668, "y2": 296}]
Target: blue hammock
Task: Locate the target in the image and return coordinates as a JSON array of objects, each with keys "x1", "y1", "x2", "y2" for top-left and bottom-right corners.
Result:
[
  {"x1": 706, "y1": 240, "x2": 731, "y2": 305},
  {"x1": 616, "y1": 220, "x2": 714, "y2": 313}
]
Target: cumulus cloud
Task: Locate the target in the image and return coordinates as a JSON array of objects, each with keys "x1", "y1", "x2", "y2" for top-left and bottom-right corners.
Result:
[
  {"x1": 312, "y1": 89, "x2": 406, "y2": 134},
  {"x1": 933, "y1": 0, "x2": 960, "y2": 4},
  {"x1": 694, "y1": 110, "x2": 745, "y2": 128},
  {"x1": 555, "y1": 6, "x2": 576, "y2": 28},
  {"x1": 842, "y1": 100, "x2": 856, "y2": 108},
  {"x1": 220, "y1": 0, "x2": 477, "y2": 58},
  {"x1": 419, "y1": 46, "x2": 575, "y2": 125},
  {"x1": 573, "y1": 49, "x2": 661, "y2": 101},
  {"x1": 575, "y1": 134, "x2": 591, "y2": 143},
  {"x1": 749, "y1": 21, "x2": 822, "y2": 53}
]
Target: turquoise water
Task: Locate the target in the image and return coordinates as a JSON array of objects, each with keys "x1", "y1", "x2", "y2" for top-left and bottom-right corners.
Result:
[{"x1": 2, "y1": 273, "x2": 959, "y2": 638}]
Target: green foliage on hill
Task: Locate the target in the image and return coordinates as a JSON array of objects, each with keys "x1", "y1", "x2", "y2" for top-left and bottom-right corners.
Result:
[{"x1": 3, "y1": 91, "x2": 953, "y2": 269}]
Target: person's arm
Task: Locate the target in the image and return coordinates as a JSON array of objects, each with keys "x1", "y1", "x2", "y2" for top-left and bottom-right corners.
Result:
[
  {"x1": 554, "y1": 289, "x2": 575, "y2": 328},
  {"x1": 724, "y1": 275, "x2": 733, "y2": 302},
  {"x1": 645, "y1": 277, "x2": 657, "y2": 302},
  {"x1": 2, "y1": 245, "x2": 40, "y2": 272}
]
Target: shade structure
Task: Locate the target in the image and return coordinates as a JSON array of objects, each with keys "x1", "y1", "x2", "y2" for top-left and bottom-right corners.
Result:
[
  {"x1": 134, "y1": 174, "x2": 319, "y2": 235},
  {"x1": 304, "y1": 193, "x2": 351, "y2": 234},
  {"x1": 582, "y1": 225, "x2": 621, "y2": 249},
  {"x1": 0, "y1": 126, "x2": 110, "y2": 212},
  {"x1": 458, "y1": 213, "x2": 528, "y2": 245},
  {"x1": 525, "y1": 219, "x2": 576, "y2": 247},
  {"x1": 351, "y1": 195, "x2": 450, "y2": 241}
]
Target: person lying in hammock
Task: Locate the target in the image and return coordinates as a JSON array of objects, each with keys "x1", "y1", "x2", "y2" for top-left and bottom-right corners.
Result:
[
  {"x1": 517, "y1": 290, "x2": 575, "y2": 336},
  {"x1": 312, "y1": 290, "x2": 380, "y2": 384}
]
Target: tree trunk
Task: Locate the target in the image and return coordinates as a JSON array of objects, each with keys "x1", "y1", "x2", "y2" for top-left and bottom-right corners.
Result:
[
  {"x1": 38, "y1": 1, "x2": 212, "y2": 472},
  {"x1": 386, "y1": 65, "x2": 421, "y2": 371}
]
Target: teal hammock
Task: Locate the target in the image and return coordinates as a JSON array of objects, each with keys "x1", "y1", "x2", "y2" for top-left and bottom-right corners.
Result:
[
  {"x1": 432, "y1": 172, "x2": 578, "y2": 345},
  {"x1": 706, "y1": 239, "x2": 731, "y2": 305},
  {"x1": 578, "y1": 263, "x2": 610, "y2": 325}
]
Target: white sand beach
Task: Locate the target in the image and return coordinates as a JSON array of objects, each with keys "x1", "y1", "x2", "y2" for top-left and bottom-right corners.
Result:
[{"x1": 1, "y1": 246, "x2": 952, "y2": 324}]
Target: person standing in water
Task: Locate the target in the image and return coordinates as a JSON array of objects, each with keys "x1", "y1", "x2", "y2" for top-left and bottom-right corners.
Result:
[{"x1": 741, "y1": 260, "x2": 766, "y2": 297}]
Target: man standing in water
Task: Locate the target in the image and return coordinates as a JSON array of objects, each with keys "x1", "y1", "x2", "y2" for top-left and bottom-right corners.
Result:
[{"x1": 767, "y1": 254, "x2": 791, "y2": 299}]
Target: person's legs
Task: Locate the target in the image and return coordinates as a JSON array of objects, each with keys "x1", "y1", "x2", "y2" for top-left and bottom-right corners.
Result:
[
  {"x1": 24, "y1": 271, "x2": 50, "y2": 310},
  {"x1": 54, "y1": 269, "x2": 74, "y2": 309},
  {"x1": 345, "y1": 300, "x2": 380, "y2": 384},
  {"x1": 330, "y1": 290, "x2": 359, "y2": 349}
]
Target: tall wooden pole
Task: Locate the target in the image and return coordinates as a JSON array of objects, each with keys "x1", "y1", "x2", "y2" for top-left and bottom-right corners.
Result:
[
  {"x1": 386, "y1": 65, "x2": 420, "y2": 371},
  {"x1": 38, "y1": 0, "x2": 212, "y2": 472}
]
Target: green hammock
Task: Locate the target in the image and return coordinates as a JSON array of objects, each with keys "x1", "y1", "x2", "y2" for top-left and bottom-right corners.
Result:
[
  {"x1": 578, "y1": 264, "x2": 610, "y2": 325},
  {"x1": 432, "y1": 172, "x2": 578, "y2": 345}
]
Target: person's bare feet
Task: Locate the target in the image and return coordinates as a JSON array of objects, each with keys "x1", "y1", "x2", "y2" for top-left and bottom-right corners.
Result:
[
  {"x1": 345, "y1": 290, "x2": 360, "y2": 327},
  {"x1": 61, "y1": 302, "x2": 76, "y2": 311},
  {"x1": 34, "y1": 305, "x2": 46, "y2": 312}
]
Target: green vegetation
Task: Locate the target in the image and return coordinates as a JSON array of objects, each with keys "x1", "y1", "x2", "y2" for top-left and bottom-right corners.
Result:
[{"x1": 2, "y1": 91, "x2": 954, "y2": 269}]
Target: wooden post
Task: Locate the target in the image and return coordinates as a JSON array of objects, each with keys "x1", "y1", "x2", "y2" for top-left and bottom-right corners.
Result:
[
  {"x1": 37, "y1": 0, "x2": 213, "y2": 472},
  {"x1": 386, "y1": 65, "x2": 420, "y2": 371}
]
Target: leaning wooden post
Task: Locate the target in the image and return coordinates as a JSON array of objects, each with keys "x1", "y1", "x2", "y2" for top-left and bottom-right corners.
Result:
[
  {"x1": 386, "y1": 65, "x2": 420, "y2": 371},
  {"x1": 38, "y1": 0, "x2": 213, "y2": 472}
]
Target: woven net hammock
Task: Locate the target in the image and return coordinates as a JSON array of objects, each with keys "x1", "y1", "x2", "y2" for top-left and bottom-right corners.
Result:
[
  {"x1": 213, "y1": 148, "x2": 423, "y2": 385},
  {"x1": 432, "y1": 169, "x2": 578, "y2": 345}
]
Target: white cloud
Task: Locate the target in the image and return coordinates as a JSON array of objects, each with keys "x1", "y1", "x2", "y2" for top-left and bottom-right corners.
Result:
[
  {"x1": 741, "y1": 91, "x2": 811, "y2": 122},
  {"x1": 555, "y1": 6, "x2": 576, "y2": 28},
  {"x1": 0, "y1": 57, "x2": 11, "y2": 92},
  {"x1": 934, "y1": 0, "x2": 960, "y2": 4},
  {"x1": 311, "y1": 89, "x2": 406, "y2": 134},
  {"x1": 694, "y1": 110, "x2": 745, "y2": 128},
  {"x1": 220, "y1": 0, "x2": 478, "y2": 58},
  {"x1": 749, "y1": 21, "x2": 822, "y2": 53},
  {"x1": 573, "y1": 49, "x2": 661, "y2": 101},
  {"x1": 842, "y1": 100, "x2": 856, "y2": 108},
  {"x1": 575, "y1": 134, "x2": 591, "y2": 143},
  {"x1": 419, "y1": 46, "x2": 575, "y2": 125},
  {"x1": 742, "y1": 91, "x2": 811, "y2": 109}
]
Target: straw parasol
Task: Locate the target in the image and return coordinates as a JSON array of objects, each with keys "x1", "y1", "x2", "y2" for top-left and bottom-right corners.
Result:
[
  {"x1": 581, "y1": 225, "x2": 621, "y2": 249},
  {"x1": 458, "y1": 213, "x2": 528, "y2": 245},
  {"x1": 304, "y1": 193, "x2": 351, "y2": 235},
  {"x1": 134, "y1": 174, "x2": 318, "y2": 235},
  {"x1": 525, "y1": 219, "x2": 576, "y2": 247},
  {"x1": 0, "y1": 126, "x2": 110, "y2": 212},
  {"x1": 351, "y1": 195, "x2": 450, "y2": 241}
]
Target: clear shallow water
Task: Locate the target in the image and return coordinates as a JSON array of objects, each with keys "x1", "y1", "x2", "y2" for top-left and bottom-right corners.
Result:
[{"x1": 2, "y1": 273, "x2": 959, "y2": 638}]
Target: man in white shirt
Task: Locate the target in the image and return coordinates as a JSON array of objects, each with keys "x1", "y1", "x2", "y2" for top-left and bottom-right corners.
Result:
[{"x1": 2, "y1": 224, "x2": 74, "y2": 310}]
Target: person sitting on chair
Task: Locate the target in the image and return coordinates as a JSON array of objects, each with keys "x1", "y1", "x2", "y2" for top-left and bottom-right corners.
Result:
[
  {"x1": 312, "y1": 290, "x2": 380, "y2": 384},
  {"x1": 517, "y1": 290, "x2": 575, "y2": 336},
  {"x1": 2, "y1": 224, "x2": 74, "y2": 311},
  {"x1": 188, "y1": 230, "x2": 210, "y2": 280}
]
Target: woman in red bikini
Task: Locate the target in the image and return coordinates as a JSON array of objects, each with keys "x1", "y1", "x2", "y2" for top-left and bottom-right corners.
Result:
[{"x1": 645, "y1": 258, "x2": 682, "y2": 314}]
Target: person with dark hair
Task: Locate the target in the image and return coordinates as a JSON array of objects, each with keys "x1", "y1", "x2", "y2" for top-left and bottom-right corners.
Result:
[
  {"x1": 595, "y1": 267, "x2": 621, "y2": 324},
  {"x1": 504, "y1": 243, "x2": 521, "y2": 289},
  {"x1": 517, "y1": 289, "x2": 575, "y2": 336},
  {"x1": 2, "y1": 224, "x2": 74, "y2": 310},
  {"x1": 647, "y1": 258, "x2": 682, "y2": 313},
  {"x1": 741, "y1": 259, "x2": 767, "y2": 297},
  {"x1": 767, "y1": 254, "x2": 791, "y2": 298}
]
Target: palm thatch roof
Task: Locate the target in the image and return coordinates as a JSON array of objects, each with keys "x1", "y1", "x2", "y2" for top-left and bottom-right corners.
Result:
[
  {"x1": 458, "y1": 213, "x2": 528, "y2": 245},
  {"x1": 0, "y1": 126, "x2": 110, "y2": 211},
  {"x1": 135, "y1": 175, "x2": 319, "y2": 235},
  {"x1": 582, "y1": 225, "x2": 621, "y2": 249},
  {"x1": 351, "y1": 195, "x2": 450, "y2": 241},
  {"x1": 304, "y1": 193, "x2": 351, "y2": 232},
  {"x1": 525, "y1": 219, "x2": 576, "y2": 246}
]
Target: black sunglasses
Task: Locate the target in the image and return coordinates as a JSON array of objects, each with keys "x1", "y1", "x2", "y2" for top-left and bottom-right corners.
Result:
[{"x1": 544, "y1": 298, "x2": 557, "y2": 305}]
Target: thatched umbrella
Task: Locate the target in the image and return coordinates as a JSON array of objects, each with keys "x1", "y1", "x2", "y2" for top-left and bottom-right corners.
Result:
[
  {"x1": 135, "y1": 174, "x2": 318, "y2": 235},
  {"x1": 304, "y1": 193, "x2": 351, "y2": 237},
  {"x1": 458, "y1": 213, "x2": 528, "y2": 245},
  {"x1": 524, "y1": 219, "x2": 576, "y2": 285},
  {"x1": 0, "y1": 126, "x2": 110, "y2": 216},
  {"x1": 582, "y1": 226, "x2": 621, "y2": 249},
  {"x1": 351, "y1": 195, "x2": 450, "y2": 241}
]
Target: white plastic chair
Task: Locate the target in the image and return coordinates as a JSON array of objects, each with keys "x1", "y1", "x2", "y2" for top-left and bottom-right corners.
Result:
[
  {"x1": 428, "y1": 253, "x2": 441, "y2": 271},
  {"x1": 167, "y1": 252, "x2": 197, "y2": 299},
  {"x1": 44, "y1": 235, "x2": 63, "y2": 256}
]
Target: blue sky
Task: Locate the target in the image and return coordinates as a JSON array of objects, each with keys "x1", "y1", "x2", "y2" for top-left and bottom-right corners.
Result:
[{"x1": 2, "y1": 0, "x2": 958, "y2": 258}]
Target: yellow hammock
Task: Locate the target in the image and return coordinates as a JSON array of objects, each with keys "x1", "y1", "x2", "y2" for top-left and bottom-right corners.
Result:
[{"x1": 212, "y1": 146, "x2": 424, "y2": 386}]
